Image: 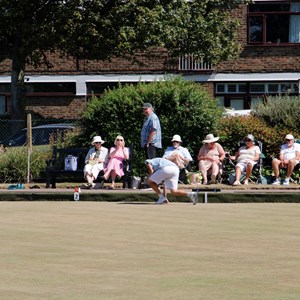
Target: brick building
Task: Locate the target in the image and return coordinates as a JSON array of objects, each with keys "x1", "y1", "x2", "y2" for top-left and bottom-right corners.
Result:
[{"x1": 1, "y1": 0, "x2": 300, "y2": 118}]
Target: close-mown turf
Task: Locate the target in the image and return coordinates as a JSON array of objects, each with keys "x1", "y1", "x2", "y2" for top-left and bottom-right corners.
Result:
[{"x1": 0, "y1": 202, "x2": 299, "y2": 300}]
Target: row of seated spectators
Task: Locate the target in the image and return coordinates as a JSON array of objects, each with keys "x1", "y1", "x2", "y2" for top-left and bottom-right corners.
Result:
[
  {"x1": 161, "y1": 133, "x2": 300, "y2": 187},
  {"x1": 84, "y1": 132, "x2": 299, "y2": 189}
]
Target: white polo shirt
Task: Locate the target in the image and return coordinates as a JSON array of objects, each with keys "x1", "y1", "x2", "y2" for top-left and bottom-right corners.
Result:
[{"x1": 280, "y1": 143, "x2": 300, "y2": 160}]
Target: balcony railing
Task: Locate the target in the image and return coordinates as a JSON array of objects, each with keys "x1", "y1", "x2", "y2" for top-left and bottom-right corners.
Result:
[{"x1": 178, "y1": 54, "x2": 213, "y2": 71}]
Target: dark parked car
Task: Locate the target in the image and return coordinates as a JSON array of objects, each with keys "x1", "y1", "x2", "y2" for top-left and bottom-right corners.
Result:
[{"x1": 7, "y1": 123, "x2": 76, "y2": 147}]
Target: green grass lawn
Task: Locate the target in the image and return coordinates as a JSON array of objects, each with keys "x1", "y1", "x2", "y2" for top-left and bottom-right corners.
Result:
[{"x1": 0, "y1": 202, "x2": 299, "y2": 300}]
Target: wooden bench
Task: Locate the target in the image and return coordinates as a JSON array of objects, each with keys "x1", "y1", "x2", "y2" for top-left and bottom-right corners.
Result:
[{"x1": 45, "y1": 146, "x2": 132, "y2": 188}]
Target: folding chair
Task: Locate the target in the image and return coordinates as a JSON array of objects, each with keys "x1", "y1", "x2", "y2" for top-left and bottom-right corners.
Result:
[
  {"x1": 276, "y1": 138, "x2": 300, "y2": 184},
  {"x1": 223, "y1": 139, "x2": 265, "y2": 184},
  {"x1": 178, "y1": 162, "x2": 191, "y2": 184}
]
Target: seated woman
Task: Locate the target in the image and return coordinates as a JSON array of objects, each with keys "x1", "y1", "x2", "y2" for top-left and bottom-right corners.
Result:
[
  {"x1": 230, "y1": 134, "x2": 261, "y2": 186},
  {"x1": 197, "y1": 134, "x2": 225, "y2": 185},
  {"x1": 102, "y1": 135, "x2": 129, "y2": 189},
  {"x1": 83, "y1": 136, "x2": 108, "y2": 189}
]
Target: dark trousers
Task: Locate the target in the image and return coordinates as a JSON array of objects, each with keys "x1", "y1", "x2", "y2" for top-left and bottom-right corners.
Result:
[{"x1": 144, "y1": 144, "x2": 157, "y2": 159}]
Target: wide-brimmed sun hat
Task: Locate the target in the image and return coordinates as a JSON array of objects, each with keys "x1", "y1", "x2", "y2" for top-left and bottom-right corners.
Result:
[
  {"x1": 171, "y1": 134, "x2": 182, "y2": 143},
  {"x1": 91, "y1": 136, "x2": 105, "y2": 145},
  {"x1": 202, "y1": 134, "x2": 219, "y2": 144}
]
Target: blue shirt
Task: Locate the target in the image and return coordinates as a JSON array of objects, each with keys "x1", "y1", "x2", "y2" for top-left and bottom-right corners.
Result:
[
  {"x1": 141, "y1": 112, "x2": 162, "y2": 148},
  {"x1": 145, "y1": 157, "x2": 176, "y2": 172}
]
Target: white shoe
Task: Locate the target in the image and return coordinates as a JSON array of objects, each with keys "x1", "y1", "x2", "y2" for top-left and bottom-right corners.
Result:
[
  {"x1": 243, "y1": 179, "x2": 249, "y2": 185},
  {"x1": 283, "y1": 178, "x2": 290, "y2": 186},
  {"x1": 272, "y1": 178, "x2": 281, "y2": 185},
  {"x1": 189, "y1": 192, "x2": 198, "y2": 205},
  {"x1": 232, "y1": 181, "x2": 241, "y2": 186},
  {"x1": 156, "y1": 194, "x2": 167, "y2": 205}
]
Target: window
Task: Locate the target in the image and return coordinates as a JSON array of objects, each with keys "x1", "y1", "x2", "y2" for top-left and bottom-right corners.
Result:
[
  {"x1": 86, "y1": 82, "x2": 135, "y2": 95},
  {"x1": 216, "y1": 96, "x2": 225, "y2": 107},
  {"x1": 248, "y1": 1, "x2": 300, "y2": 45},
  {"x1": 249, "y1": 82, "x2": 299, "y2": 93},
  {"x1": 230, "y1": 98, "x2": 244, "y2": 110},
  {"x1": 250, "y1": 97, "x2": 264, "y2": 108},
  {"x1": 215, "y1": 83, "x2": 247, "y2": 94},
  {"x1": 0, "y1": 95, "x2": 7, "y2": 114},
  {"x1": 250, "y1": 84, "x2": 265, "y2": 93},
  {"x1": 25, "y1": 82, "x2": 76, "y2": 94}
]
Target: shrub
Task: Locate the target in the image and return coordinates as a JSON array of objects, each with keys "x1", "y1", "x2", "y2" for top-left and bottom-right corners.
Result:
[
  {"x1": 75, "y1": 77, "x2": 222, "y2": 175},
  {"x1": 217, "y1": 115, "x2": 296, "y2": 160},
  {"x1": 252, "y1": 94, "x2": 300, "y2": 132},
  {"x1": 0, "y1": 146, "x2": 51, "y2": 183}
]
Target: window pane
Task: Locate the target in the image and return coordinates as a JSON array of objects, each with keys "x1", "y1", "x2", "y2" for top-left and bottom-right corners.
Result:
[
  {"x1": 249, "y1": 3, "x2": 290, "y2": 13},
  {"x1": 249, "y1": 16, "x2": 263, "y2": 43},
  {"x1": 216, "y1": 96, "x2": 224, "y2": 107},
  {"x1": 289, "y1": 10, "x2": 300, "y2": 43},
  {"x1": 238, "y1": 85, "x2": 247, "y2": 93},
  {"x1": 266, "y1": 15, "x2": 289, "y2": 43},
  {"x1": 25, "y1": 83, "x2": 76, "y2": 93},
  {"x1": 86, "y1": 82, "x2": 134, "y2": 94},
  {"x1": 250, "y1": 84, "x2": 265, "y2": 93},
  {"x1": 228, "y1": 84, "x2": 237, "y2": 93},
  {"x1": 230, "y1": 99, "x2": 244, "y2": 110},
  {"x1": 293, "y1": 83, "x2": 299, "y2": 93},
  {"x1": 251, "y1": 97, "x2": 264, "y2": 109},
  {"x1": 216, "y1": 84, "x2": 225, "y2": 93},
  {"x1": 0, "y1": 95, "x2": 6, "y2": 114},
  {"x1": 280, "y1": 83, "x2": 296, "y2": 93},
  {"x1": 268, "y1": 84, "x2": 279, "y2": 93},
  {"x1": 0, "y1": 84, "x2": 10, "y2": 93}
]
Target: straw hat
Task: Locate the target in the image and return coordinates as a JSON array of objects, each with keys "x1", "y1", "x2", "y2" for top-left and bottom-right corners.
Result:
[{"x1": 202, "y1": 134, "x2": 219, "y2": 143}]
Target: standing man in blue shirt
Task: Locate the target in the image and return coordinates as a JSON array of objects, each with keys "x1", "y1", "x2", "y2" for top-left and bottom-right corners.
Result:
[{"x1": 141, "y1": 102, "x2": 162, "y2": 159}]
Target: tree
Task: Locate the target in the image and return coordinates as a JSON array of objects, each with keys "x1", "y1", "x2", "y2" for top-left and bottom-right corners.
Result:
[{"x1": 0, "y1": 0, "x2": 250, "y2": 119}]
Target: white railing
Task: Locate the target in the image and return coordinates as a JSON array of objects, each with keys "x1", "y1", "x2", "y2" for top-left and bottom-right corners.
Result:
[{"x1": 178, "y1": 54, "x2": 213, "y2": 71}]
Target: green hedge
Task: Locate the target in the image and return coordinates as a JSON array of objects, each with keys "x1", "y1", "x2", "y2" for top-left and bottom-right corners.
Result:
[{"x1": 75, "y1": 77, "x2": 222, "y2": 175}]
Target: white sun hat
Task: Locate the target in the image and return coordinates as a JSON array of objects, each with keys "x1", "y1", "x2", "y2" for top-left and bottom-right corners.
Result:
[
  {"x1": 91, "y1": 136, "x2": 105, "y2": 145},
  {"x1": 171, "y1": 134, "x2": 182, "y2": 143}
]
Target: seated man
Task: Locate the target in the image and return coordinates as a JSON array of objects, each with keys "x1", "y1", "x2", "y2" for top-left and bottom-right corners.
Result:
[
  {"x1": 163, "y1": 134, "x2": 193, "y2": 170},
  {"x1": 272, "y1": 134, "x2": 300, "y2": 186},
  {"x1": 83, "y1": 136, "x2": 109, "y2": 188}
]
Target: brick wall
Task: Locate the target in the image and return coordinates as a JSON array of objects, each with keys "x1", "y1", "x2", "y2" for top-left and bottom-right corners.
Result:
[
  {"x1": 0, "y1": 48, "x2": 175, "y2": 75},
  {"x1": 24, "y1": 96, "x2": 86, "y2": 119}
]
